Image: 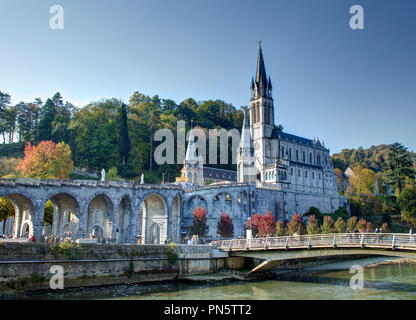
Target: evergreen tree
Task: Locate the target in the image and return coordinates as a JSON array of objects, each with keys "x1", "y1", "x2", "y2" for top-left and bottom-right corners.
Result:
[
  {"x1": 119, "y1": 103, "x2": 131, "y2": 165},
  {"x1": 383, "y1": 143, "x2": 415, "y2": 195},
  {"x1": 34, "y1": 98, "x2": 56, "y2": 142}
]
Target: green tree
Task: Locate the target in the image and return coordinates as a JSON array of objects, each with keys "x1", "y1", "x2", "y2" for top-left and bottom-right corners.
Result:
[
  {"x1": 107, "y1": 167, "x2": 121, "y2": 181},
  {"x1": 304, "y1": 207, "x2": 323, "y2": 224},
  {"x1": 44, "y1": 200, "x2": 53, "y2": 226},
  {"x1": 398, "y1": 184, "x2": 416, "y2": 226},
  {"x1": 33, "y1": 98, "x2": 56, "y2": 143},
  {"x1": 383, "y1": 143, "x2": 416, "y2": 195},
  {"x1": 118, "y1": 103, "x2": 131, "y2": 165},
  {"x1": 0, "y1": 198, "x2": 14, "y2": 232}
]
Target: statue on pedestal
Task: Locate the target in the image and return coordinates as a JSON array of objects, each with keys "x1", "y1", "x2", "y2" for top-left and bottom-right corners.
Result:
[
  {"x1": 140, "y1": 173, "x2": 144, "y2": 184},
  {"x1": 101, "y1": 169, "x2": 106, "y2": 182}
]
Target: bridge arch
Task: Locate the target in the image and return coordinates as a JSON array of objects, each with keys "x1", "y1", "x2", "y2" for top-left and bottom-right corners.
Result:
[
  {"x1": 213, "y1": 192, "x2": 233, "y2": 217},
  {"x1": 171, "y1": 194, "x2": 181, "y2": 243},
  {"x1": 139, "y1": 193, "x2": 168, "y2": 244},
  {"x1": 0, "y1": 193, "x2": 35, "y2": 238},
  {"x1": 45, "y1": 192, "x2": 81, "y2": 239},
  {"x1": 116, "y1": 194, "x2": 132, "y2": 243},
  {"x1": 87, "y1": 194, "x2": 114, "y2": 242},
  {"x1": 186, "y1": 195, "x2": 207, "y2": 218}
]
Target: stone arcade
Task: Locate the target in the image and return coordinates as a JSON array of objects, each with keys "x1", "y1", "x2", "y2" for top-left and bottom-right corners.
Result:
[{"x1": 0, "y1": 43, "x2": 348, "y2": 243}]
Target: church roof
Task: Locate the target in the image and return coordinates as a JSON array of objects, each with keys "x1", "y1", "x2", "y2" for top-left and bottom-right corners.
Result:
[
  {"x1": 271, "y1": 128, "x2": 328, "y2": 150},
  {"x1": 203, "y1": 167, "x2": 237, "y2": 182}
]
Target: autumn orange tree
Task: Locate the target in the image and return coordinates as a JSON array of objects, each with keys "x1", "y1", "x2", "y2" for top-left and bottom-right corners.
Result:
[
  {"x1": 217, "y1": 213, "x2": 234, "y2": 238},
  {"x1": 190, "y1": 207, "x2": 208, "y2": 237},
  {"x1": 286, "y1": 213, "x2": 305, "y2": 235},
  {"x1": 16, "y1": 141, "x2": 74, "y2": 179}
]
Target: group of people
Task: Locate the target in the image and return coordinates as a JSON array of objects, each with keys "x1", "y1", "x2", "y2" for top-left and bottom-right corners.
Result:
[
  {"x1": 41, "y1": 232, "x2": 73, "y2": 243},
  {"x1": 183, "y1": 235, "x2": 200, "y2": 245},
  {"x1": 0, "y1": 234, "x2": 13, "y2": 239}
]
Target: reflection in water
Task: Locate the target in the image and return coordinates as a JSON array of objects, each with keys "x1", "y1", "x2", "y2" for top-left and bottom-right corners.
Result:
[{"x1": 17, "y1": 259, "x2": 416, "y2": 300}]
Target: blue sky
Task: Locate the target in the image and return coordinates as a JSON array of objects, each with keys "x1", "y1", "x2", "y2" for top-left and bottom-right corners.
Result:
[{"x1": 0, "y1": 0, "x2": 415, "y2": 154}]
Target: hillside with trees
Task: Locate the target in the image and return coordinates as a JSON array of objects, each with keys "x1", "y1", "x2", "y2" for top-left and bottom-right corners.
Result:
[{"x1": 0, "y1": 89, "x2": 245, "y2": 183}]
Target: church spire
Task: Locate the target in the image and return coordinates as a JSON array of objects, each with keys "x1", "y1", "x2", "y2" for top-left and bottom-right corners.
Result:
[{"x1": 252, "y1": 41, "x2": 271, "y2": 99}]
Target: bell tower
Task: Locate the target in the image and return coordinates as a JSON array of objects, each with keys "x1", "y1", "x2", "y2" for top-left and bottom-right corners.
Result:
[{"x1": 249, "y1": 41, "x2": 274, "y2": 179}]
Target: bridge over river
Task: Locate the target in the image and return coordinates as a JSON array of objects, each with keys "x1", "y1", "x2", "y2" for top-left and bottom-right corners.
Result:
[{"x1": 212, "y1": 233, "x2": 416, "y2": 274}]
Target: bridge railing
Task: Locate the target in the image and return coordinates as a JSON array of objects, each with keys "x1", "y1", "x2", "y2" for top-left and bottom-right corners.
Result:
[{"x1": 211, "y1": 233, "x2": 416, "y2": 251}]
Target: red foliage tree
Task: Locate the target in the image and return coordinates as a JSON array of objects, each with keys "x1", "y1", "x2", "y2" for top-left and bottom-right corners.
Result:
[
  {"x1": 246, "y1": 211, "x2": 276, "y2": 237},
  {"x1": 257, "y1": 211, "x2": 276, "y2": 237},
  {"x1": 217, "y1": 213, "x2": 234, "y2": 238},
  {"x1": 190, "y1": 207, "x2": 208, "y2": 236}
]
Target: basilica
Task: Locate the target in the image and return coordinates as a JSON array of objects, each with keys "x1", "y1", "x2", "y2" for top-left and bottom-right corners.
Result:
[
  {"x1": 179, "y1": 42, "x2": 349, "y2": 237},
  {"x1": 0, "y1": 43, "x2": 348, "y2": 244}
]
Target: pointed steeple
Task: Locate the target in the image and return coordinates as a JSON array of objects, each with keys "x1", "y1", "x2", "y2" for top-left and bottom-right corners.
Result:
[
  {"x1": 252, "y1": 41, "x2": 271, "y2": 99},
  {"x1": 256, "y1": 41, "x2": 267, "y2": 86},
  {"x1": 185, "y1": 129, "x2": 199, "y2": 162},
  {"x1": 238, "y1": 107, "x2": 254, "y2": 158},
  {"x1": 237, "y1": 107, "x2": 255, "y2": 184}
]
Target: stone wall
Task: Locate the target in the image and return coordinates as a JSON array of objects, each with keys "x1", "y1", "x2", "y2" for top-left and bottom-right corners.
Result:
[{"x1": 0, "y1": 243, "x2": 228, "y2": 292}]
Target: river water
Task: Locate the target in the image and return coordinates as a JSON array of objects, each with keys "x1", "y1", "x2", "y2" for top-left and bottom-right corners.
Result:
[{"x1": 19, "y1": 257, "x2": 416, "y2": 300}]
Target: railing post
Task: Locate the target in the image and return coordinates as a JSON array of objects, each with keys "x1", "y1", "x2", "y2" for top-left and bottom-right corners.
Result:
[
  {"x1": 285, "y1": 236, "x2": 289, "y2": 250},
  {"x1": 307, "y1": 236, "x2": 311, "y2": 249},
  {"x1": 246, "y1": 239, "x2": 250, "y2": 251},
  {"x1": 332, "y1": 235, "x2": 336, "y2": 248},
  {"x1": 360, "y1": 233, "x2": 364, "y2": 248},
  {"x1": 264, "y1": 237, "x2": 268, "y2": 250},
  {"x1": 392, "y1": 234, "x2": 396, "y2": 250}
]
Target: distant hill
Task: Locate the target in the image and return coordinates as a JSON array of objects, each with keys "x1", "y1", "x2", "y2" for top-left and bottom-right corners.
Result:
[{"x1": 331, "y1": 144, "x2": 416, "y2": 173}]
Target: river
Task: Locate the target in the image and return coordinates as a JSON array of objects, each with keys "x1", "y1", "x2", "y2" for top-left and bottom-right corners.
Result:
[{"x1": 14, "y1": 257, "x2": 416, "y2": 300}]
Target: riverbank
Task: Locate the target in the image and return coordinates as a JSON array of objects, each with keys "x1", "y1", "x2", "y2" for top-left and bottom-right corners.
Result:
[{"x1": 5, "y1": 258, "x2": 416, "y2": 300}]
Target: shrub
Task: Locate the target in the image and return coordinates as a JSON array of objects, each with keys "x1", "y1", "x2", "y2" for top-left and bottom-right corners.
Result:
[
  {"x1": 321, "y1": 216, "x2": 334, "y2": 234},
  {"x1": 347, "y1": 216, "x2": 358, "y2": 232},
  {"x1": 275, "y1": 221, "x2": 285, "y2": 237},
  {"x1": 334, "y1": 217, "x2": 347, "y2": 233},
  {"x1": 356, "y1": 218, "x2": 367, "y2": 231},
  {"x1": 306, "y1": 215, "x2": 320, "y2": 235},
  {"x1": 381, "y1": 222, "x2": 389, "y2": 233},
  {"x1": 286, "y1": 213, "x2": 305, "y2": 235}
]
